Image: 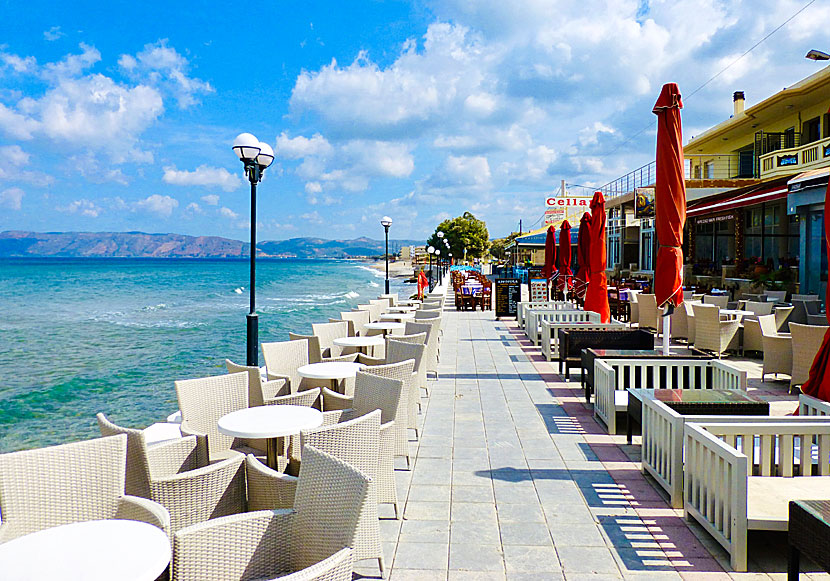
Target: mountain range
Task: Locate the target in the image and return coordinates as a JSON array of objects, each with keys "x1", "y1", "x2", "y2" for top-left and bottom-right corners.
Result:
[{"x1": 0, "y1": 231, "x2": 422, "y2": 259}]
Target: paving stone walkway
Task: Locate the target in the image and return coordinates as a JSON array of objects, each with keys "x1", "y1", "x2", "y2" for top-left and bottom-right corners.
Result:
[{"x1": 356, "y1": 306, "x2": 830, "y2": 580}]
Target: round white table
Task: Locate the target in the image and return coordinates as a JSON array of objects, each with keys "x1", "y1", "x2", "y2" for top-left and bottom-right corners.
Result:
[
  {"x1": 297, "y1": 361, "x2": 367, "y2": 395},
  {"x1": 380, "y1": 312, "x2": 415, "y2": 321},
  {"x1": 387, "y1": 305, "x2": 417, "y2": 313},
  {"x1": 333, "y1": 335, "x2": 384, "y2": 355},
  {"x1": 0, "y1": 519, "x2": 170, "y2": 581},
  {"x1": 365, "y1": 321, "x2": 406, "y2": 336},
  {"x1": 218, "y1": 405, "x2": 323, "y2": 469},
  {"x1": 720, "y1": 309, "x2": 748, "y2": 319}
]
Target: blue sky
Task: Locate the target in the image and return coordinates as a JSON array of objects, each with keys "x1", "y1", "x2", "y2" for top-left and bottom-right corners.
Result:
[{"x1": 1, "y1": 0, "x2": 829, "y2": 241}]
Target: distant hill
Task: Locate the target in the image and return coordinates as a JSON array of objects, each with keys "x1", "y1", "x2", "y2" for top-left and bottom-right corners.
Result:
[{"x1": 0, "y1": 231, "x2": 422, "y2": 259}]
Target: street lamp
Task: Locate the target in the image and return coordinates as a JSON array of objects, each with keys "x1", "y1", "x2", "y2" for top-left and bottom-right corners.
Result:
[
  {"x1": 427, "y1": 246, "x2": 435, "y2": 292},
  {"x1": 380, "y1": 216, "x2": 393, "y2": 294},
  {"x1": 435, "y1": 248, "x2": 442, "y2": 286},
  {"x1": 233, "y1": 132, "x2": 274, "y2": 367},
  {"x1": 806, "y1": 49, "x2": 830, "y2": 61}
]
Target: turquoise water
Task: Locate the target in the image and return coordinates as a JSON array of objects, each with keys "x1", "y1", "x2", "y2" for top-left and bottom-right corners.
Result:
[{"x1": 0, "y1": 258, "x2": 412, "y2": 452}]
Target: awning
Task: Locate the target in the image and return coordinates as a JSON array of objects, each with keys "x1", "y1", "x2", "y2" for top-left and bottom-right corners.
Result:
[
  {"x1": 506, "y1": 227, "x2": 579, "y2": 248},
  {"x1": 788, "y1": 168, "x2": 829, "y2": 192},
  {"x1": 686, "y1": 184, "x2": 788, "y2": 218}
]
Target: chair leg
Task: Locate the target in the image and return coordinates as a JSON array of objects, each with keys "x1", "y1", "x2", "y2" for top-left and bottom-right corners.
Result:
[
  {"x1": 378, "y1": 556, "x2": 386, "y2": 578},
  {"x1": 393, "y1": 502, "x2": 401, "y2": 519}
]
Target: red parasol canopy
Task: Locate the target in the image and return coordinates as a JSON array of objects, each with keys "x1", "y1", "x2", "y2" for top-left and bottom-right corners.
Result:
[
  {"x1": 653, "y1": 83, "x2": 686, "y2": 309},
  {"x1": 541, "y1": 225, "x2": 557, "y2": 281},
  {"x1": 799, "y1": 177, "x2": 830, "y2": 403},
  {"x1": 575, "y1": 212, "x2": 592, "y2": 296},
  {"x1": 583, "y1": 191, "x2": 610, "y2": 322},
  {"x1": 557, "y1": 220, "x2": 573, "y2": 290},
  {"x1": 417, "y1": 270, "x2": 428, "y2": 299}
]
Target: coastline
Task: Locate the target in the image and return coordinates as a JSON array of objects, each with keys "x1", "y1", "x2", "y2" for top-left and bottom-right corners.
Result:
[{"x1": 365, "y1": 258, "x2": 415, "y2": 279}]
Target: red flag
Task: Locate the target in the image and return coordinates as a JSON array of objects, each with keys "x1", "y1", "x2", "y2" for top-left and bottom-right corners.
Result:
[{"x1": 417, "y1": 270, "x2": 428, "y2": 299}]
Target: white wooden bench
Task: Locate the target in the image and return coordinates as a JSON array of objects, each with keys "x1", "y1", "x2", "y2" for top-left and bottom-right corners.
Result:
[
  {"x1": 684, "y1": 420, "x2": 830, "y2": 571},
  {"x1": 517, "y1": 301, "x2": 576, "y2": 329},
  {"x1": 641, "y1": 395, "x2": 830, "y2": 508},
  {"x1": 539, "y1": 319, "x2": 625, "y2": 360},
  {"x1": 593, "y1": 358, "x2": 747, "y2": 434}
]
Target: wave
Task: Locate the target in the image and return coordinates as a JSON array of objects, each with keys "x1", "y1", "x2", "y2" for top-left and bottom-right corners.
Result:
[
  {"x1": 354, "y1": 264, "x2": 384, "y2": 278},
  {"x1": 367, "y1": 281, "x2": 379, "y2": 288},
  {"x1": 234, "y1": 287, "x2": 244, "y2": 294},
  {"x1": 344, "y1": 291, "x2": 360, "y2": 299},
  {"x1": 141, "y1": 303, "x2": 168, "y2": 311}
]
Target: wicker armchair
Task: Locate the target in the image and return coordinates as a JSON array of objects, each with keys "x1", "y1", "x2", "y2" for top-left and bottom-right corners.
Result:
[
  {"x1": 753, "y1": 314, "x2": 792, "y2": 381},
  {"x1": 406, "y1": 318, "x2": 440, "y2": 382},
  {"x1": 175, "y1": 372, "x2": 261, "y2": 462},
  {"x1": 669, "y1": 302, "x2": 689, "y2": 342},
  {"x1": 263, "y1": 339, "x2": 311, "y2": 390},
  {"x1": 355, "y1": 303, "x2": 383, "y2": 323},
  {"x1": 0, "y1": 434, "x2": 170, "y2": 543},
  {"x1": 312, "y1": 321, "x2": 350, "y2": 358},
  {"x1": 637, "y1": 294, "x2": 659, "y2": 332},
  {"x1": 692, "y1": 303, "x2": 740, "y2": 356},
  {"x1": 793, "y1": 294, "x2": 820, "y2": 302},
  {"x1": 682, "y1": 302, "x2": 697, "y2": 344},
  {"x1": 226, "y1": 359, "x2": 289, "y2": 407},
  {"x1": 384, "y1": 340, "x2": 426, "y2": 435},
  {"x1": 340, "y1": 310, "x2": 371, "y2": 337},
  {"x1": 763, "y1": 290, "x2": 787, "y2": 303},
  {"x1": 300, "y1": 411, "x2": 384, "y2": 576},
  {"x1": 288, "y1": 333, "x2": 324, "y2": 365},
  {"x1": 172, "y1": 445, "x2": 369, "y2": 581},
  {"x1": 319, "y1": 371, "x2": 404, "y2": 518},
  {"x1": 790, "y1": 323, "x2": 828, "y2": 391},
  {"x1": 702, "y1": 294, "x2": 729, "y2": 309},
  {"x1": 744, "y1": 301, "x2": 773, "y2": 316}
]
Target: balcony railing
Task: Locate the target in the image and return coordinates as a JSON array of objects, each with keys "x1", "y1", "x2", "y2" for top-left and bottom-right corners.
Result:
[
  {"x1": 759, "y1": 135, "x2": 830, "y2": 179},
  {"x1": 599, "y1": 154, "x2": 746, "y2": 199}
]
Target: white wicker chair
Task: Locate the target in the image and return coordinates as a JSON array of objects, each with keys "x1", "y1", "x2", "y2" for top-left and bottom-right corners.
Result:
[
  {"x1": 669, "y1": 301, "x2": 690, "y2": 342},
  {"x1": 312, "y1": 321, "x2": 350, "y2": 358},
  {"x1": 406, "y1": 318, "x2": 440, "y2": 381},
  {"x1": 638, "y1": 294, "x2": 659, "y2": 332},
  {"x1": 763, "y1": 290, "x2": 787, "y2": 303},
  {"x1": 175, "y1": 372, "x2": 261, "y2": 463},
  {"x1": 263, "y1": 339, "x2": 311, "y2": 390},
  {"x1": 340, "y1": 310, "x2": 371, "y2": 337},
  {"x1": 226, "y1": 359, "x2": 289, "y2": 407},
  {"x1": 0, "y1": 434, "x2": 170, "y2": 543},
  {"x1": 628, "y1": 291, "x2": 640, "y2": 326},
  {"x1": 692, "y1": 303, "x2": 740, "y2": 356},
  {"x1": 702, "y1": 294, "x2": 728, "y2": 309},
  {"x1": 288, "y1": 333, "x2": 324, "y2": 364},
  {"x1": 300, "y1": 411, "x2": 385, "y2": 576},
  {"x1": 790, "y1": 323, "x2": 828, "y2": 391},
  {"x1": 757, "y1": 314, "x2": 792, "y2": 381},
  {"x1": 171, "y1": 445, "x2": 368, "y2": 581}
]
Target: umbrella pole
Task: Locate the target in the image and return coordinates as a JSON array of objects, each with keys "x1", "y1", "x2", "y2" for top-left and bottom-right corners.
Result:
[{"x1": 662, "y1": 305, "x2": 671, "y2": 355}]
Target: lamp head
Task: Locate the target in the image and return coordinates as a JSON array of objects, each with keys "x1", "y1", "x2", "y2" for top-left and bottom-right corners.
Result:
[
  {"x1": 256, "y1": 142, "x2": 274, "y2": 168},
  {"x1": 428, "y1": 246, "x2": 435, "y2": 254},
  {"x1": 380, "y1": 216, "x2": 393, "y2": 228},
  {"x1": 435, "y1": 249, "x2": 440, "y2": 256},
  {"x1": 806, "y1": 49, "x2": 830, "y2": 61},
  {"x1": 437, "y1": 231, "x2": 444, "y2": 238},
  {"x1": 233, "y1": 133, "x2": 261, "y2": 162}
]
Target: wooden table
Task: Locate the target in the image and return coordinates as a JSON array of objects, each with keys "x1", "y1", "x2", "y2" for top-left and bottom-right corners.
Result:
[
  {"x1": 0, "y1": 519, "x2": 171, "y2": 581},
  {"x1": 626, "y1": 388, "x2": 769, "y2": 445},
  {"x1": 789, "y1": 500, "x2": 830, "y2": 580},
  {"x1": 218, "y1": 405, "x2": 323, "y2": 469}
]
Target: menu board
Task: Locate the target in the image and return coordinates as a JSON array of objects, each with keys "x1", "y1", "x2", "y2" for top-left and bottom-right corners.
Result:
[
  {"x1": 495, "y1": 278, "x2": 521, "y2": 319},
  {"x1": 530, "y1": 279, "x2": 548, "y2": 302}
]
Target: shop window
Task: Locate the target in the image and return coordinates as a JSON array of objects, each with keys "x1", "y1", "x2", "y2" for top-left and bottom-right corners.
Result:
[{"x1": 802, "y1": 116, "x2": 821, "y2": 144}]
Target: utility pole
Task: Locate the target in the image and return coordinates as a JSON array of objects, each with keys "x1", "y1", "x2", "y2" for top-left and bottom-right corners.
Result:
[{"x1": 519, "y1": 219, "x2": 522, "y2": 234}]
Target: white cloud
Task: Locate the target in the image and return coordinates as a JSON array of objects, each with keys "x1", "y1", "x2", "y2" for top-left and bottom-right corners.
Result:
[
  {"x1": 134, "y1": 194, "x2": 178, "y2": 217},
  {"x1": 428, "y1": 155, "x2": 491, "y2": 189},
  {"x1": 300, "y1": 210, "x2": 324, "y2": 224},
  {"x1": 185, "y1": 202, "x2": 203, "y2": 215},
  {"x1": 276, "y1": 132, "x2": 333, "y2": 159},
  {"x1": 0, "y1": 103, "x2": 40, "y2": 139},
  {"x1": 119, "y1": 40, "x2": 213, "y2": 108},
  {"x1": 163, "y1": 165, "x2": 241, "y2": 191},
  {"x1": 43, "y1": 26, "x2": 64, "y2": 41},
  {"x1": 57, "y1": 198, "x2": 102, "y2": 217},
  {"x1": 68, "y1": 152, "x2": 128, "y2": 185},
  {"x1": 219, "y1": 206, "x2": 239, "y2": 219},
  {"x1": 201, "y1": 194, "x2": 220, "y2": 205},
  {"x1": 0, "y1": 187, "x2": 24, "y2": 210},
  {"x1": 305, "y1": 181, "x2": 322, "y2": 194},
  {"x1": 1, "y1": 52, "x2": 37, "y2": 73}
]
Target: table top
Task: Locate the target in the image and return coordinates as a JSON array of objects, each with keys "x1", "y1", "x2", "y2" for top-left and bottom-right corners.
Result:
[
  {"x1": 720, "y1": 309, "x2": 748, "y2": 317},
  {"x1": 387, "y1": 305, "x2": 418, "y2": 312},
  {"x1": 365, "y1": 321, "x2": 406, "y2": 331},
  {"x1": 586, "y1": 349, "x2": 708, "y2": 358},
  {"x1": 380, "y1": 312, "x2": 416, "y2": 320},
  {"x1": 793, "y1": 499, "x2": 830, "y2": 527},
  {"x1": 142, "y1": 422, "x2": 182, "y2": 445},
  {"x1": 333, "y1": 336, "x2": 384, "y2": 348},
  {"x1": 0, "y1": 519, "x2": 170, "y2": 581},
  {"x1": 297, "y1": 361, "x2": 365, "y2": 379},
  {"x1": 218, "y1": 404, "x2": 323, "y2": 438},
  {"x1": 629, "y1": 388, "x2": 766, "y2": 405}
]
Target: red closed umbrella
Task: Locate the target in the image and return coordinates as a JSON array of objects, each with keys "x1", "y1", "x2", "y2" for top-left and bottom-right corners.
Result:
[
  {"x1": 653, "y1": 83, "x2": 686, "y2": 312},
  {"x1": 800, "y1": 177, "x2": 830, "y2": 403},
  {"x1": 541, "y1": 225, "x2": 557, "y2": 281},
  {"x1": 557, "y1": 220, "x2": 572, "y2": 291},
  {"x1": 575, "y1": 212, "x2": 592, "y2": 297},
  {"x1": 583, "y1": 191, "x2": 610, "y2": 322}
]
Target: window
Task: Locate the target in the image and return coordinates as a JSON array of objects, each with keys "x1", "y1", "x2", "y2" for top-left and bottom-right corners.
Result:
[
  {"x1": 640, "y1": 218, "x2": 654, "y2": 271},
  {"x1": 694, "y1": 217, "x2": 735, "y2": 271},
  {"x1": 784, "y1": 127, "x2": 797, "y2": 149},
  {"x1": 743, "y1": 203, "x2": 799, "y2": 269},
  {"x1": 607, "y1": 208, "x2": 622, "y2": 268},
  {"x1": 803, "y1": 116, "x2": 821, "y2": 144}
]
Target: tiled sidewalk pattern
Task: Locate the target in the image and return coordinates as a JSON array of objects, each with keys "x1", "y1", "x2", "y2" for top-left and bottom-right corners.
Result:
[{"x1": 360, "y1": 306, "x2": 830, "y2": 580}]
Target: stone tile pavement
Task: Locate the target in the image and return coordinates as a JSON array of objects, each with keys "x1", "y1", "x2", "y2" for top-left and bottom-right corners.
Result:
[{"x1": 353, "y1": 305, "x2": 830, "y2": 580}]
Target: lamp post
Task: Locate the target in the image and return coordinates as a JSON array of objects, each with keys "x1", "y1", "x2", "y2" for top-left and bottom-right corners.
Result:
[
  {"x1": 233, "y1": 132, "x2": 274, "y2": 367},
  {"x1": 444, "y1": 240, "x2": 450, "y2": 275},
  {"x1": 435, "y1": 249, "x2": 441, "y2": 286},
  {"x1": 380, "y1": 216, "x2": 393, "y2": 294},
  {"x1": 427, "y1": 246, "x2": 435, "y2": 292}
]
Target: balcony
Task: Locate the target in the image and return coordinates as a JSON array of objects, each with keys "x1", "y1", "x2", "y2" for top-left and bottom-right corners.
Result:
[{"x1": 759, "y1": 135, "x2": 830, "y2": 179}]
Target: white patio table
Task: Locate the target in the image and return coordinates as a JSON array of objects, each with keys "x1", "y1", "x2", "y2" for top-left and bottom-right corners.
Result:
[
  {"x1": 333, "y1": 335, "x2": 384, "y2": 356},
  {"x1": 365, "y1": 321, "x2": 405, "y2": 336}
]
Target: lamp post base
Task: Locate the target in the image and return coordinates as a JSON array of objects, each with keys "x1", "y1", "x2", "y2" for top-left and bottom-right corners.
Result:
[{"x1": 246, "y1": 313, "x2": 258, "y2": 367}]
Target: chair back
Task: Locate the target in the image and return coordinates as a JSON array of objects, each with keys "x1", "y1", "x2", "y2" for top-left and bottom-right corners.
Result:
[
  {"x1": 329, "y1": 318, "x2": 355, "y2": 337},
  {"x1": 312, "y1": 321, "x2": 349, "y2": 356},
  {"x1": 0, "y1": 435, "x2": 127, "y2": 541},
  {"x1": 757, "y1": 314, "x2": 778, "y2": 337},
  {"x1": 703, "y1": 294, "x2": 728, "y2": 309},
  {"x1": 96, "y1": 413, "x2": 152, "y2": 498},
  {"x1": 763, "y1": 290, "x2": 787, "y2": 303},
  {"x1": 744, "y1": 301, "x2": 773, "y2": 316},
  {"x1": 774, "y1": 305, "x2": 794, "y2": 330},
  {"x1": 638, "y1": 293, "x2": 658, "y2": 330},
  {"x1": 290, "y1": 445, "x2": 370, "y2": 571},
  {"x1": 386, "y1": 340, "x2": 426, "y2": 372},
  {"x1": 340, "y1": 310, "x2": 370, "y2": 336},
  {"x1": 263, "y1": 338, "x2": 310, "y2": 389},
  {"x1": 175, "y1": 372, "x2": 248, "y2": 458},
  {"x1": 790, "y1": 300, "x2": 809, "y2": 325},
  {"x1": 414, "y1": 310, "x2": 442, "y2": 320},
  {"x1": 792, "y1": 294, "x2": 820, "y2": 302},
  {"x1": 353, "y1": 371, "x2": 403, "y2": 424},
  {"x1": 805, "y1": 300, "x2": 821, "y2": 315},
  {"x1": 287, "y1": 333, "x2": 322, "y2": 364},
  {"x1": 226, "y1": 359, "x2": 286, "y2": 407},
  {"x1": 389, "y1": 332, "x2": 427, "y2": 346}
]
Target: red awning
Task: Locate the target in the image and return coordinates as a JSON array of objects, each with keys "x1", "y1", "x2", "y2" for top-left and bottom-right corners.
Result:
[{"x1": 686, "y1": 185, "x2": 788, "y2": 218}]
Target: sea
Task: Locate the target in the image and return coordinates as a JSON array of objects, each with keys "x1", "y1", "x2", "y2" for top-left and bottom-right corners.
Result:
[{"x1": 0, "y1": 258, "x2": 413, "y2": 453}]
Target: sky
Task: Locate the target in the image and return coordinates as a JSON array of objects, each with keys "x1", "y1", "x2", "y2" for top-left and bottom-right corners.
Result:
[{"x1": 1, "y1": 0, "x2": 829, "y2": 242}]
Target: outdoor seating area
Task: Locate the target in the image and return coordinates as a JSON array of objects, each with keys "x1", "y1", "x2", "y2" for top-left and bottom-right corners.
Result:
[
  {"x1": 0, "y1": 286, "x2": 450, "y2": 580},
  {"x1": 452, "y1": 269, "x2": 492, "y2": 311}
]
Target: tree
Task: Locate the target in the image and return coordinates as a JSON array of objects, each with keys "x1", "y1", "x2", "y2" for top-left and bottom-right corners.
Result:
[
  {"x1": 489, "y1": 232, "x2": 520, "y2": 260},
  {"x1": 427, "y1": 212, "x2": 490, "y2": 260}
]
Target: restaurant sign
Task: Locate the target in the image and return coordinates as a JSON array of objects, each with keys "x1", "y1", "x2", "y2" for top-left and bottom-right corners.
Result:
[
  {"x1": 635, "y1": 187, "x2": 655, "y2": 219},
  {"x1": 697, "y1": 213, "x2": 734, "y2": 225},
  {"x1": 544, "y1": 195, "x2": 592, "y2": 226}
]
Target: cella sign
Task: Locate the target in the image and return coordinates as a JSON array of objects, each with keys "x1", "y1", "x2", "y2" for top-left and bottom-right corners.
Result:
[{"x1": 544, "y1": 196, "x2": 592, "y2": 226}]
